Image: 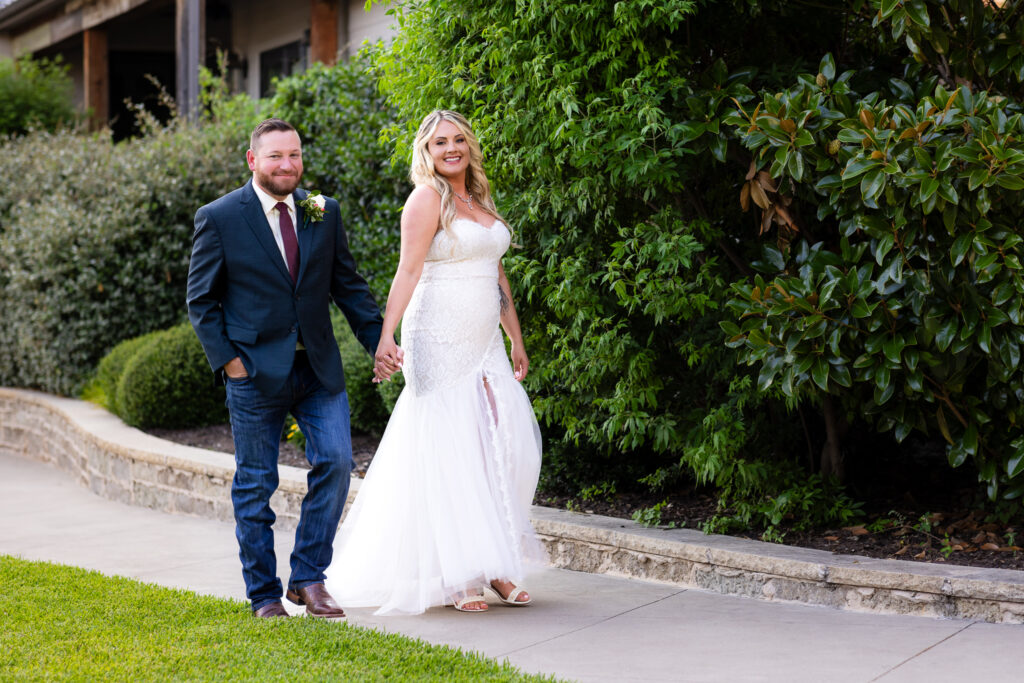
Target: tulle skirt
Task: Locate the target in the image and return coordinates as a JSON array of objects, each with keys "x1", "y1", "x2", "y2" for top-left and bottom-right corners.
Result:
[{"x1": 324, "y1": 359, "x2": 547, "y2": 615}]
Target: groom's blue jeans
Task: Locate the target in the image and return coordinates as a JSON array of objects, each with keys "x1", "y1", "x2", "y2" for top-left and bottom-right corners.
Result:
[{"x1": 224, "y1": 351, "x2": 352, "y2": 612}]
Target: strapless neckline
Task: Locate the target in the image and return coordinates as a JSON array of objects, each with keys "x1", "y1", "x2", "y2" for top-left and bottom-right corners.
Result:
[{"x1": 453, "y1": 217, "x2": 503, "y2": 231}]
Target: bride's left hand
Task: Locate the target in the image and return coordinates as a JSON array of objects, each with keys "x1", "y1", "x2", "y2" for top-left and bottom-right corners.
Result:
[{"x1": 511, "y1": 345, "x2": 529, "y2": 382}]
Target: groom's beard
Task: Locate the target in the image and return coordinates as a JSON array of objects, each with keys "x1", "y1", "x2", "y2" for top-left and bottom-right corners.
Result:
[{"x1": 257, "y1": 169, "x2": 301, "y2": 197}]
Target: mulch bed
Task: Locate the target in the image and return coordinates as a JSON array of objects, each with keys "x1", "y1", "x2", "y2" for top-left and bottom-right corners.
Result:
[
  {"x1": 148, "y1": 424, "x2": 1023, "y2": 572},
  {"x1": 146, "y1": 423, "x2": 377, "y2": 477}
]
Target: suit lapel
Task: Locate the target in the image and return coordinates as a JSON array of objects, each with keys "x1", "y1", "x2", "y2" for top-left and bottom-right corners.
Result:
[
  {"x1": 239, "y1": 180, "x2": 293, "y2": 286},
  {"x1": 294, "y1": 189, "x2": 314, "y2": 286}
]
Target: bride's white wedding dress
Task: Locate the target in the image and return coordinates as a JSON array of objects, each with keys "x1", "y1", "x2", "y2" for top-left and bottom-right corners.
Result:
[{"x1": 324, "y1": 217, "x2": 547, "y2": 615}]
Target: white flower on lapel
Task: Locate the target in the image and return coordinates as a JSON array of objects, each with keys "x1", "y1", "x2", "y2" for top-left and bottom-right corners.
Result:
[{"x1": 298, "y1": 191, "x2": 328, "y2": 228}]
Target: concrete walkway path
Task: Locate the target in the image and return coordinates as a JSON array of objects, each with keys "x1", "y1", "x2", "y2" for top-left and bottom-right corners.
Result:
[{"x1": 2, "y1": 452, "x2": 1021, "y2": 682}]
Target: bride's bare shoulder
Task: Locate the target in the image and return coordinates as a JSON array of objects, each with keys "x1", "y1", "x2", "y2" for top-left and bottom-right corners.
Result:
[
  {"x1": 402, "y1": 185, "x2": 442, "y2": 232},
  {"x1": 405, "y1": 185, "x2": 441, "y2": 211}
]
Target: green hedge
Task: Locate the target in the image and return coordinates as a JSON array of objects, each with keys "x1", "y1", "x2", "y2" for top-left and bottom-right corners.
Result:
[
  {"x1": 370, "y1": 0, "x2": 1024, "y2": 530},
  {"x1": 0, "y1": 84, "x2": 260, "y2": 396},
  {"x1": 0, "y1": 54, "x2": 76, "y2": 135}
]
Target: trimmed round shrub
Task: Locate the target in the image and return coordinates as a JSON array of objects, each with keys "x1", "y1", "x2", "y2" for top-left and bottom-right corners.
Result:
[
  {"x1": 117, "y1": 322, "x2": 227, "y2": 429},
  {"x1": 92, "y1": 330, "x2": 163, "y2": 415}
]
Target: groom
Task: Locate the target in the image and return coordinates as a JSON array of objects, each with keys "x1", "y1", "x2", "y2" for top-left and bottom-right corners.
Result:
[{"x1": 187, "y1": 118, "x2": 395, "y2": 618}]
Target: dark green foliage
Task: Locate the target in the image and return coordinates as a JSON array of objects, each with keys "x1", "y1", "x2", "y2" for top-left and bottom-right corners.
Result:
[
  {"x1": 92, "y1": 331, "x2": 163, "y2": 415},
  {"x1": 0, "y1": 55, "x2": 76, "y2": 135},
  {"x1": 724, "y1": 1, "x2": 1024, "y2": 512},
  {"x1": 371, "y1": 0, "x2": 1024, "y2": 531},
  {"x1": 270, "y1": 51, "x2": 409, "y2": 300},
  {"x1": 0, "y1": 82, "x2": 260, "y2": 396},
  {"x1": 116, "y1": 323, "x2": 228, "y2": 429},
  {"x1": 374, "y1": 0, "x2": 868, "y2": 533},
  {"x1": 333, "y1": 311, "x2": 390, "y2": 435}
]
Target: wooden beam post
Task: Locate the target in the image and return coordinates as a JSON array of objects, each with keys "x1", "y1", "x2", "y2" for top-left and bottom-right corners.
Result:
[
  {"x1": 176, "y1": 0, "x2": 205, "y2": 119},
  {"x1": 83, "y1": 28, "x2": 108, "y2": 130},
  {"x1": 310, "y1": 0, "x2": 339, "y2": 65}
]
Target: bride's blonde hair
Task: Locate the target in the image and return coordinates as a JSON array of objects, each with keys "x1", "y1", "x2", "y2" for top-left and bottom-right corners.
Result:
[{"x1": 410, "y1": 110, "x2": 505, "y2": 240}]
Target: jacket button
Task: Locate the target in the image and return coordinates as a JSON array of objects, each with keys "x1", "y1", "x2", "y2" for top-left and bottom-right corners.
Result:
[{"x1": 290, "y1": 326, "x2": 297, "y2": 333}]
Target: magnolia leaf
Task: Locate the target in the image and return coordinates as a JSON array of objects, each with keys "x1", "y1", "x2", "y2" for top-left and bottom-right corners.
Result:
[
  {"x1": 812, "y1": 358, "x2": 830, "y2": 391},
  {"x1": 843, "y1": 158, "x2": 881, "y2": 180},
  {"x1": 750, "y1": 179, "x2": 771, "y2": 210},
  {"x1": 994, "y1": 174, "x2": 1024, "y2": 191},
  {"x1": 757, "y1": 171, "x2": 779, "y2": 193},
  {"x1": 819, "y1": 53, "x2": 836, "y2": 81},
  {"x1": 1008, "y1": 450, "x2": 1024, "y2": 480},
  {"x1": 937, "y1": 406, "x2": 954, "y2": 445}
]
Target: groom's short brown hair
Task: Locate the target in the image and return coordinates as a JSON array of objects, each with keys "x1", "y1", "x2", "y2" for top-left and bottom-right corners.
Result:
[{"x1": 250, "y1": 118, "x2": 298, "y2": 152}]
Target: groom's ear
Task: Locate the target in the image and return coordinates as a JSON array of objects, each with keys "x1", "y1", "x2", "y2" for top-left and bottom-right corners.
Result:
[{"x1": 246, "y1": 148, "x2": 256, "y2": 171}]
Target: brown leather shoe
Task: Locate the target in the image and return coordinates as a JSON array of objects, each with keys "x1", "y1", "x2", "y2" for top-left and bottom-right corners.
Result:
[
  {"x1": 253, "y1": 601, "x2": 289, "y2": 618},
  {"x1": 286, "y1": 583, "x2": 346, "y2": 618}
]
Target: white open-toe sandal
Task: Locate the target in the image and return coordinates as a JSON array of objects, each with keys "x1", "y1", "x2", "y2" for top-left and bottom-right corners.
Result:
[
  {"x1": 453, "y1": 594, "x2": 489, "y2": 612},
  {"x1": 488, "y1": 582, "x2": 532, "y2": 606}
]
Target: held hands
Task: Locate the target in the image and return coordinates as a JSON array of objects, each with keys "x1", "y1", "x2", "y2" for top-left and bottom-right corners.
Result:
[{"x1": 373, "y1": 338, "x2": 404, "y2": 383}]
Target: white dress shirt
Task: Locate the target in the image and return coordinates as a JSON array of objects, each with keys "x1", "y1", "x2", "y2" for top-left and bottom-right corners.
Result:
[{"x1": 252, "y1": 181, "x2": 297, "y2": 268}]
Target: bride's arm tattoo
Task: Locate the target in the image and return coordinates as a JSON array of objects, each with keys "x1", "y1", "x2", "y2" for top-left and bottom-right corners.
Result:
[{"x1": 499, "y1": 285, "x2": 510, "y2": 315}]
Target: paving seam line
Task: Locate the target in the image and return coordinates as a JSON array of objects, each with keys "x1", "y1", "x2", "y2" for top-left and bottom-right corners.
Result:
[{"x1": 2, "y1": 387, "x2": 1023, "y2": 624}]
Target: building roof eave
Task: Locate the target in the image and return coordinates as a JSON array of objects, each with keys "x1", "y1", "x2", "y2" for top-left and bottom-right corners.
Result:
[{"x1": 0, "y1": 0, "x2": 68, "y2": 33}]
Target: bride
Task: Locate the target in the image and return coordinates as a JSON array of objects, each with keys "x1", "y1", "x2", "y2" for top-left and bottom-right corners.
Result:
[{"x1": 324, "y1": 110, "x2": 547, "y2": 615}]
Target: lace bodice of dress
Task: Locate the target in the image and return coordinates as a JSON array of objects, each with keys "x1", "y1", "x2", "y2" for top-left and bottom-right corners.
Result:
[{"x1": 401, "y1": 218, "x2": 511, "y2": 395}]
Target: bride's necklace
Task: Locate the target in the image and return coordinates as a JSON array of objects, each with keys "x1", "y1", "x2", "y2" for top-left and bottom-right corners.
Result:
[{"x1": 453, "y1": 188, "x2": 474, "y2": 210}]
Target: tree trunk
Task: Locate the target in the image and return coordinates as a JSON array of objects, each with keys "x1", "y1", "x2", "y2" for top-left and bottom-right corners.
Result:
[{"x1": 819, "y1": 395, "x2": 847, "y2": 483}]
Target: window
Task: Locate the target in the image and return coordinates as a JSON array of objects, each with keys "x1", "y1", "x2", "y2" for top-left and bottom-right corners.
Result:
[{"x1": 259, "y1": 40, "x2": 304, "y2": 97}]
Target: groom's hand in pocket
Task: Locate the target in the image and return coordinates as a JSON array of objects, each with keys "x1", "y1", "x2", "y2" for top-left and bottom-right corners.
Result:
[{"x1": 223, "y1": 357, "x2": 248, "y2": 379}]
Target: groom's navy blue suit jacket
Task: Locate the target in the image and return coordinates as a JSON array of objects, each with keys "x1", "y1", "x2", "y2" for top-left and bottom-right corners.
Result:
[{"x1": 187, "y1": 180, "x2": 383, "y2": 396}]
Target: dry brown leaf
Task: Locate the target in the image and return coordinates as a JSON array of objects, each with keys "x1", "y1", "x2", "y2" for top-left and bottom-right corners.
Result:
[
  {"x1": 870, "y1": 150, "x2": 886, "y2": 160},
  {"x1": 914, "y1": 550, "x2": 927, "y2": 559},
  {"x1": 756, "y1": 171, "x2": 778, "y2": 193},
  {"x1": 894, "y1": 546, "x2": 909, "y2": 556},
  {"x1": 971, "y1": 532, "x2": 987, "y2": 545},
  {"x1": 746, "y1": 160, "x2": 757, "y2": 181},
  {"x1": 844, "y1": 526, "x2": 869, "y2": 536},
  {"x1": 859, "y1": 109, "x2": 875, "y2": 128},
  {"x1": 774, "y1": 204, "x2": 798, "y2": 231},
  {"x1": 760, "y1": 206, "x2": 775, "y2": 235},
  {"x1": 981, "y1": 542, "x2": 1001, "y2": 551},
  {"x1": 740, "y1": 183, "x2": 751, "y2": 211},
  {"x1": 780, "y1": 118, "x2": 797, "y2": 134},
  {"x1": 999, "y1": 546, "x2": 1023, "y2": 552},
  {"x1": 750, "y1": 179, "x2": 771, "y2": 210},
  {"x1": 824, "y1": 535, "x2": 839, "y2": 541}
]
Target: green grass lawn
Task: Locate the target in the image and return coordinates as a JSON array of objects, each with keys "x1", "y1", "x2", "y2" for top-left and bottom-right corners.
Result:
[{"x1": 0, "y1": 556, "x2": 556, "y2": 681}]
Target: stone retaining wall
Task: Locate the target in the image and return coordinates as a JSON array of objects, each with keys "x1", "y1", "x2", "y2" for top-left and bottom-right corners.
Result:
[
  {"x1": 3, "y1": 387, "x2": 1024, "y2": 623},
  {"x1": 0, "y1": 388, "x2": 323, "y2": 531}
]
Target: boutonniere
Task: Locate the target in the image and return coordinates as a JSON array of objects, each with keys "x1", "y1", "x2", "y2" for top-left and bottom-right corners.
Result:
[{"x1": 298, "y1": 191, "x2": 328, "y2": 228}]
